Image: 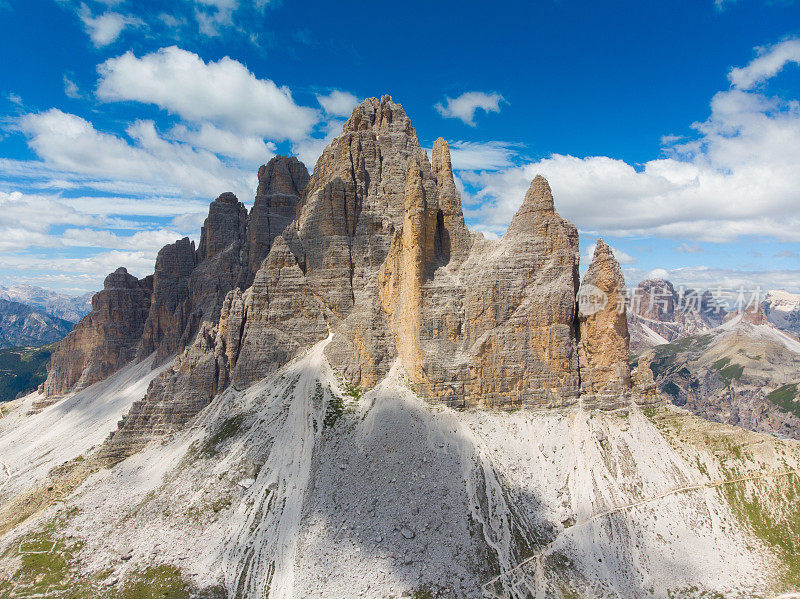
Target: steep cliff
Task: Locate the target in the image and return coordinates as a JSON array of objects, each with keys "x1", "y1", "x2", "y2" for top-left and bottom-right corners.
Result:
[
  {"x1": 578, "y1": 239, "x2": 631, "y2": 399},
  {"x1": 48, "y1": 96, "x2": 638, "y2": 463},
  {"x1": 43, "y1": 268, "x2": 152, "y2": 396}
]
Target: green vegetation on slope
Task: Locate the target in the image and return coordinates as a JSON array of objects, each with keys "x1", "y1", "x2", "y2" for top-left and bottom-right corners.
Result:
[
  {"x1": 767, "y1": 383, "x2": 800, "y2": 418},
  {"x1": 719, "y1": 472, "x2": 800, "y2": 588},
  {"x1": 0, "y1": 342, "x2": 56, "y2": 401}
]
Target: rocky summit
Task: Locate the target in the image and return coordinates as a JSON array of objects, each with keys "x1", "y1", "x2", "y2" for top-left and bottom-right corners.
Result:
[
  {"x1": 3, "y1": 96, "x2": 800, "y2": 599},
  {"x1": 44, "y1": 96, "x2": 644, "y2": 462}
]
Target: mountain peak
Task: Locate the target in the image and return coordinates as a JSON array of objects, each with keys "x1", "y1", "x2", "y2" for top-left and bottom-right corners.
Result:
[{"x1": 506, "y1": 175, "x2": 558, "y2": 236}]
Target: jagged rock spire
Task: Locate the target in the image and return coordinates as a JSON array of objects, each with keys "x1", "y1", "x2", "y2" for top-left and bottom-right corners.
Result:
[
  {"x1": 578, "y1": 238, "x2": 632, "y2": 397},
  {"x1": 506, "y1": 175, "x2": 556, "y2": 236},
  {"x1": 249, "y1": 156, "x2": 308, "y2": 276},
  {"x1": 431, "y1": 138, "x2": 471, "y2": 262},
  {"x1": 197, "y1": 192, "x2": 248, "y2": 262}
]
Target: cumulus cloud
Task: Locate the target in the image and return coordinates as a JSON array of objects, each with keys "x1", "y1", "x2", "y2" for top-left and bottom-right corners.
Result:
[
  {"x1": 435, "y1": 91, "x2": 505, "y2": 126},
  {"x1": 464, "y1": 42, "x2": 800, "y2": 242},
  {"x1": 729, "y1": 37, "x2": 800, "y2": 89},
  {"x1": 16, "y1": 108, "x2": 255, "y2": 199},
  {"x1": 78, "y1": 5, "x2": 141, "y2": 47},
  {"x1": 316, "y1": 90, "x2": 359, "y2": 117},
  {"x1": 96, "y1": 47, "x2": 319, "y2": 141},
  {"x1": 169, "y1": 122, "x2": 276, "y2": 164}
]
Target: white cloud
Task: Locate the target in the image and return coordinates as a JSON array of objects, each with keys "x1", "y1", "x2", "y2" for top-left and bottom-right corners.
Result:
[
  {"x1": 464, "y1": 41, "x2": 800, "y2": 243},
  {"x1": 626, "y1": 265, "x2": 800, "y2": 295},
  {"x1": 0, "y1": 250, "x2": 156, "y2": 280},
  {"x1": 16, "y1": 108, "x2": 255, "y2": 200},
  {"x1": 97, "y1": 47, "x2": 319, "y2": 141},
  {"x1": 63, "y1": 75, "x2": 81, "y2": 99},
  {"x1": 444, "y1": 140, "x2": 519, "y2": 171},
  {"x1": 170, "y1": 122, "x2": 275, "y2": 164},
  {"x1": 78, "y1": 5, "x2": 141, "y2": 47},
  {"x1": 435, "y1": 91, "x2": 505, "y2": 126},
  {"x1": 729, "y1": 37, "x2": 800, "y2": 89},
  {"x1": 316, "y1": 90, "x2": 359, "y2": 117}
]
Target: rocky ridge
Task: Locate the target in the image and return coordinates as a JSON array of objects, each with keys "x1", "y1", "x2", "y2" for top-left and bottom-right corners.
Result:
[{"x1": 47, "y1": 96, "x2": 642, "y2": 463}]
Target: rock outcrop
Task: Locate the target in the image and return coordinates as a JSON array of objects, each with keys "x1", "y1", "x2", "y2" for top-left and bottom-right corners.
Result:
[
  {"x1": 248, "y1": 156, "x2": 309, "y2": 277},
  {"x1": 381, "y1": 172, "x2": 581, "y2": 408},
  {"x1": 136, "y1": 237, "x2": 197, "y2": 363},
  {"x1": 43, "y1": 268, "x2": 151, "y2": 395},
  {"x1": 47, "y1": 95, "x2": 645, "y2": 461},
  {"x1": 578, "y1": 239, "x2": 631, "y2": 398}
]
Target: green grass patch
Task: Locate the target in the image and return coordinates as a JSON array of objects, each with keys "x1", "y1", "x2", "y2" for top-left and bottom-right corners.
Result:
[
  {"x1": 711, "y1": 357, "x2": 731, "y2": 371},
  {"x1": 718, "y1": 364, "x2": 744, "y2": 386},
  {"x1": 323, "y1": 387, "x2": 344, "y2": 429},
  {"x1": 719, "y1": 473, "x2": 800, "y2": 587},
  {"x1": 200, "y1": 414, "x2": 245, "y2": 457},
  {"x1": 767, "y1": 383, "x2": 800, "y2": 418}
]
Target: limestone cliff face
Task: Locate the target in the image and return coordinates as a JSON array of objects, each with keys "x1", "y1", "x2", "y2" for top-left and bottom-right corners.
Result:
[
  {"x1": 230, "y1": 237, "x2": 329, "y2": 387},
  {"x1": 136, "y1": 237, "x2": 197, "y2": 363},
  {"x1": 43, "y1": 268, "x2": 151, "y2": 395},
  {"x1": 55, "y1": 95, "x2": 645, "y2": 463},
  {"x1": 578, "y1": 239, "x2": 632, "y2": 398},
  {"x1": 381, "y1": 172, "x2": 581, "y2": 408},
  {"x1": 248, "y1": 156, "x2": 309, "y2": 277},
  {"x1": 284, "y1": 96, "x2": 435, "y2": 387}
]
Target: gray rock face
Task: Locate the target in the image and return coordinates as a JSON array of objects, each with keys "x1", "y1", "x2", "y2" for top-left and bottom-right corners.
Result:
[
  {"x1": 230, "y1": 237, "x2": 329, "y2": 387},
  {"x1": 43, "y1": 268, "x2": 152, "y2": 396},
  {"x1": 136, "y1": 237, "x2": 197, "y2": 364},
  {"x1": 380, "y1": 171, "x2": 581, "y2": 408},
  {"x1": 284, "y1": 96, "x2": 429, "y2": 387},
  {"x1": 249, "y1": 156, "x2": 309, "y2": 277},
  {"x1": 76, "y1": 96, "x2": 639, "y2": 461}
]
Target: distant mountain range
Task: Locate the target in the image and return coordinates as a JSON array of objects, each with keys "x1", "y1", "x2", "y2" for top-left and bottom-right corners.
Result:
[
  {"x1": 0, "y1": 299, "x2": 74, "y2": 350},
  {"x1": 628, "y1": 279, "x2": 800, "y2": 439},
  {"x1": 0, "y1": 285, "x2": 93, "y2": 323},
  {"x1": 0, "y1": 286, "x2": 93, "y2": 351}
]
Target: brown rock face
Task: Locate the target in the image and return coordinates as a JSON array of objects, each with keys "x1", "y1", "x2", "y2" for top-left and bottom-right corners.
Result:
[
  {"x1": 578, "y1": 239, "x2": 632, "y2": 397},
  {"x1": 98, "y1": 320, "x2": 228, "y2": 464},
  {"x1": 43, "y1": 268, "x2": 152, "y2": 396},
  {"x1": 74, "y1": 95, "x2": 652, "y2": 463},
  {"x1": 230, "y1": 237, "x2": 329, "y2": 387},
  {"x1": 381, "y1": 172, "x2": 581, "y2": 408},
  {"x1": 283, "y1": 96, "x2": 433, "y2": 387}
]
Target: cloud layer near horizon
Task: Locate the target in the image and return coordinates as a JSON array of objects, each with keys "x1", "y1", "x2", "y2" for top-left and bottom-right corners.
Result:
[{"x1": 460, "y1": 38, "x2": 800, "y2": 245}]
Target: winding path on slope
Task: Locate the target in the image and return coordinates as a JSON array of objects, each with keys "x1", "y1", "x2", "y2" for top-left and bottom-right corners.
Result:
[{"x1": 481, "y1": 469, "x2": 799, "y2": 598}]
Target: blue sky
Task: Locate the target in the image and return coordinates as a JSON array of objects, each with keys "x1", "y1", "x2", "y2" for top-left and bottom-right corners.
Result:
[{"x1": 1, "y1": 0, "x2": 799, "y2": 294}]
